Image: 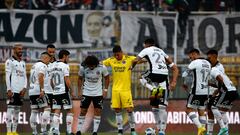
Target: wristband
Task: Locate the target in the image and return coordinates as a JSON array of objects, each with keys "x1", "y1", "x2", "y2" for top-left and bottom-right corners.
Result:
[{"x1": 104, "y1": 88, "x2": 108, "y2": 92}]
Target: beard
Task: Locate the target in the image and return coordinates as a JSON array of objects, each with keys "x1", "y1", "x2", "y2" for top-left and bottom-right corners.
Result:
[{"x1": 17, "y1": 52, "x2": 22, "y2": 57}]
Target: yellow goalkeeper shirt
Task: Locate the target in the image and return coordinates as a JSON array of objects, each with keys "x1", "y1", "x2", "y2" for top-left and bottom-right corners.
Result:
[{"x1": 103, "y1": 55, "x2": 136, "y2": 91}]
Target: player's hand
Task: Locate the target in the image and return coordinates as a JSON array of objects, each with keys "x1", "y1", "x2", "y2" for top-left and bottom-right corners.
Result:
[
  {"x1": 182, "y1": 84, "x2": 188, "y2": 91},
  {"x1": 169, "y1": 81, "x2": 177, "y2": 91},
  {"x1": 20, "y1": 88, "x2": 27, "y2": 97},
  {"x1": 39, "y1": 90, "x2": 45, "y2": 98},
  {"x1": 7, "y1": 90, "x2": 13, "y2": 98},
  {"x1": 128, "y1": 66, "x2": 132, "y2": 70},
  {"x1": 103, "y1": 90, "x2": 108, "y2": 99}
]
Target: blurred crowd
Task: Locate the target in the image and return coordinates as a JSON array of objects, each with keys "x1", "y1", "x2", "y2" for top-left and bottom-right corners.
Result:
[{"x1": 0, "y1": 0, "x2": 239, "y2": 11}]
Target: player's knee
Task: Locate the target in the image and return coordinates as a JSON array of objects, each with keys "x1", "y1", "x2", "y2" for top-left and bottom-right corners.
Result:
[
  {"x1": 94, "y1": 108, "x2": 102, "y2": 116},
  {"x1": 126, "y1": 107, "x2": 133, "y2": 113},
  {"x1": 80, "y1": 108, "x2": 88, "y2": 115}
]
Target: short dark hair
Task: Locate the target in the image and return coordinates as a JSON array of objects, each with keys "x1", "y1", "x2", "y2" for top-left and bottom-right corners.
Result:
[
  {"x1": 112, "y1": 46, "x2": 122, "y2": 53},
  {"x1": 188, "y1": 48, "x2": 200, "y2": 54},
  {"x1": 47, "y1": 44, "x2": 55, "y2": 49},
  {"x1": 144, "y1": 38, "x2": 155, "y2": 46},
  {"x1": 58, "y1": 49, "x2": 70, "y2": 59},
  {"x1": 207, "y1": 49, "x2": 218, "y2": 56},
  {"x1": 84, "y1": 55, "x2": 99, "y2": 67},
  {"x1": 41, "y1": 52, "x2": 51, "y2": 57}
]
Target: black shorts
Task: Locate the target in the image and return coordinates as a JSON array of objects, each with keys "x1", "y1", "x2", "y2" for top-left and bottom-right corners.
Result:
[
  {"x1": 52, "y1": 92, "x2": 72, "y2": 110},
  {"x1": 46, "y1": 93, "x2": 53, "y2": 108},
  {"x1": 81, "y1": 95, "x2": 103, "y2": 109},
  {"x1": 212, "y1": 91, "x2": 239, "y2": 110},
  {"x1": 29, "y1": 95, "x2": 49, "y2": 109},
  {"x1": 142, "y1": 70, "x2": 168, "y2": 83},
  {"x1": 7, "y1": 93, "x2": 23, "y2": 106},
  {"x1": 187, "y1": 94, "x2": 208, "y2": 110},
  {"x1": 150, "y1": 89, "x2": 169, "y2": 107}
]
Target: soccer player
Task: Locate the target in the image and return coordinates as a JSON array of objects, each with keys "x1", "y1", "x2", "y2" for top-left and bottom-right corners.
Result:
[
  {"x1": 50, "y1": 49, "x2": 75, "y2": 135},
  {"x1": 182, "y1": 49, "x2": 211, "y2": 135},
  {"x1": 206, "y1": 49, "x2": 225, "y2": 135},
  {"x1": 5, "y1": 43, "x2": 27, "y2": 135},
  {"x1": 76, "y1": 55, "x2": 109, "y2": 135},
  {"x1": 208, "y1": 51, "x2": 239, "y2": 135},
  {"x1": 131, "y1": 38, "x2": 179, "y2": 135},
  {"x1": 29, "y1": 52, "x2": 51, "y2": 135},
  {"x1": 102, "y1": 46, "x2": 137, "y2": 135},
  {"x1": 45, "y1": 44, "x2": 57, "y2": 130}
]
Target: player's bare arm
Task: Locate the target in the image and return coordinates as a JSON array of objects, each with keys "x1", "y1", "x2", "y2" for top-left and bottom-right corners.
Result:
[
  {"x1": 166, "y1": 57, "x2": 179, "y2": 91},
  {"x1": 65, "y1": 76, "x2": 74, "y2": 97},
  {"x1": 103, "y1": 75, "x2": 110, "y2": 98},
  {"x1": 38, "y1": 73, "x2": 45, "y2": 98},
  {"x1": 131, "y1": 56, "x2": 142, "y2": 69},
  {"x1": 78, "y1": 75, "x2": 83, "y2": 98}
]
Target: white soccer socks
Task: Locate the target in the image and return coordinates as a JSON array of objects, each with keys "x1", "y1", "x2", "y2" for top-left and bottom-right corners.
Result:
[
  {"x1": 41, "y1": 109, "x2": 51, "y2": 133},
  {"x1": 116, "y1": 112, "x2": 123, "y2": 132},
  {"x1": 77, "y1": 115, "x2": 85, "y2": 132},
  {"x1": 30, "y1": 110, "x2": 39, "y2": 134},
  {"x1": 93, "y1": 116, "x2": 101, "y2": 133},
  {"x1": 66, "y1": 113, "x2": 73, "y2": 134},
  {"x1": 6, "y1": 106, "x2": 14, "y2": 132}
]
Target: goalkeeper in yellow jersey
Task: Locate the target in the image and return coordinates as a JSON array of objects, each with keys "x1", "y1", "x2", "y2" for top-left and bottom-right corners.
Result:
[{"x1": 102, "y1": 46, "x2": 137, "y2": 135}]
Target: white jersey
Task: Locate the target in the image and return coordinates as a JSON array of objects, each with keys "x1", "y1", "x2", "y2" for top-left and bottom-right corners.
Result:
[
  {"x1": 51, "y1": 61, "x2": 70, "y2": 95},
  {"x1": 138, "y1": 46, "x2": 169, "y2": 75},
  {"x1": 188, "y1": 58, "x2": 211, "y2": 95},
  {"x1": 5, "y1": 56, "x2": 27, "y2": 93},
  {"x1": 211, "y1": 67, "x2": 236, "y2": 92},
  {"x1": 44, "y1": 61, "x2": 56, "y2": 94},
  {"x1": 79, "y1": 64, "x2": 109, "y2": 96},
  {"x1": 209, "y1": 62, "x2": 225, "y2": 95},
  {"x1": 29, "y1": 61, "x2": 48, "y2": 96}
]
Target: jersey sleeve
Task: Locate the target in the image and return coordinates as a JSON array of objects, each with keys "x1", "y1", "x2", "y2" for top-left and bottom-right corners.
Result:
[
  {"x1": 188, "y1": 61, "x2": 196, "y2": 70},
  {"x1": 102, "y1": 58, "x2": 111, "y2": 67},
  {"x1": 78, "y1": 65, "x2": 84, "y2": 77},
  {"x1": 64, "y1": 65, "x2": 70, "y2": 77},
  {"x1": 5, "y1": 59, "x2": 12, "y2": 90},
  {"x1": 138, "y1": 48, "x2": 148, "y2": 58},
  {"x1": 102, "y1": 65, "x2": 109, "y2": 76},
  {"x1": 129, "y1": 55, "x2": 136, "y2": 61},
  {"x1": 39, "y1": 64, "x2": 47, "y2": 75},
  {"x1": 211, "y1": 67, "x2": 221, "y2": 79},
  {"x1": 161, "y1": 50, "x2": 169, "y2": 59}
]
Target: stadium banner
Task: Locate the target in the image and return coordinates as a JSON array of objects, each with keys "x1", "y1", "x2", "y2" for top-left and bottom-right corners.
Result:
[
  {"x1": 0, "y1": 9, "x2": 117, "y2": 49},
  {"x1": 0, "y1": 100, "x2": 239, "y2": 133},
  {"x1": 120, "y1": 12, "x2": 240, "y2": 58}
]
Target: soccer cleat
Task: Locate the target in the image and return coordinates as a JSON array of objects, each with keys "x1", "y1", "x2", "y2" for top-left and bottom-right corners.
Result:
[
  {"x1": 92, "y1": 132, "x2": 97, "y2": 135},
  {"x1": 217, "y1": 127, "x2": 228, "y2": 135},
  {"x1": 76, "y1": 131, "x2": 81, "y2": 135},
  {"x1": 157, "y1": 86, "x2": 164, "y2": 97},
  {"x1": 130, "y1": 131, "x2": 137, "y2": 135},
  {"x1": 197, "y1": 126, "x2": 206, "y2": 135},
  {"x1": 40, "y1": 131, "x2": 48, "y2": 135},
  {"x1": 6, "y1": 132, "x2": 12, "y2": 135},
  {"x1": 11, "y1": 132, "x2": 19, "y2": 135},
  {"x1": 158, "y1": 131, "x2": 165, "y2": 135},
  {"x1": 151, "y1": 88, "x2": 159, "y2": 96}
]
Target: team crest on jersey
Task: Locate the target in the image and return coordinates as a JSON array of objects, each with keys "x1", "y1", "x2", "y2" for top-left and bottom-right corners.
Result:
[
  {"x1": 122, "y1": 60, "x2": 126, "y2": 64},
  {"x1": 96, "y1": 71, "x2": 100, "y2": 75}
]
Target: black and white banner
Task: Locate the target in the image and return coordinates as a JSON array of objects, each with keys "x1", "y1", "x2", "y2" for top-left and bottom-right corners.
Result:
[
  {"x1": 1, "y1": 10, "x2": 240, "y2": 62},
  {"x1": 0, "y1": 9, "x2": 117, "y2": 49},
  {"x1": 120, "y1": 12, "x2": 240, "y2": 58}
]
